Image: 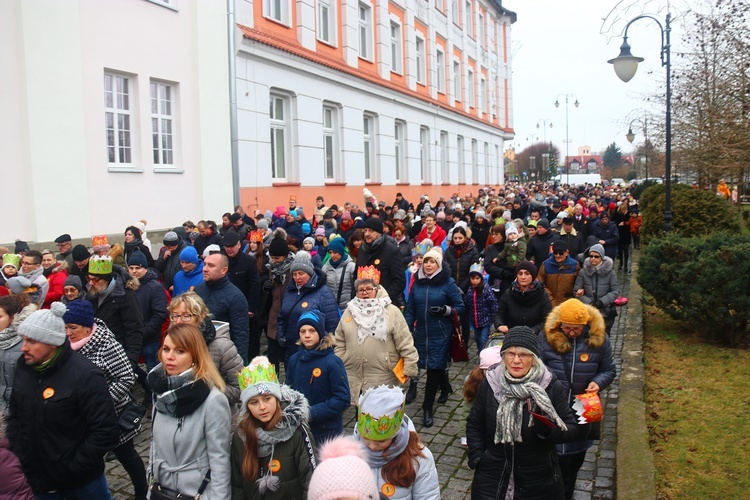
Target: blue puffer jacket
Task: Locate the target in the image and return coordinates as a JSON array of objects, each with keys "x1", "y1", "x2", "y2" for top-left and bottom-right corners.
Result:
[
  {"x1": 463, "y1": 283, "x2": 498, "y2": 328},
  {"x1": 172, "y1": 260, "x2": 204, "y2": 297},
  {"x1": 277, "y1": 269, "x2": 341, "y2": 363},
  {"x1": 404, "y1": 264, "x2": 465, "y2": 370},
  {"x1": 538, "y1": 302, "x2": 616, "y2": 456},
  {"x1": 286, "y1": 335, "x2": 350, "y2": 445}
]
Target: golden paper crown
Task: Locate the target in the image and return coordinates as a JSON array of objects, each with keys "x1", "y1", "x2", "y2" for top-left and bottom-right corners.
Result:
[
  {"x1": 357, "y1": 265, "x2": 381, "y2": 283},
  {"x1": 248, "y1": 230, "x2": 263, "y2": 243},
  {"x1": 88, "y1": 255, "x2": 113, "y2": 275},
  {"x1": 92, "y1": 235, "x2": 109, "y2": 247}
]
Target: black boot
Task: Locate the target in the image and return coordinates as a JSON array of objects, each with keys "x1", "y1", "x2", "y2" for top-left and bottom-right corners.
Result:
[
  {"x1": 438, "y1": 385, "x2": 453, "y2": 404},
  {"x1": 423, "y1": 407, "x2": 434, "y2": 428},
  {"x1": 405, "y1": 379, "x2": 418, "y2": 404}
]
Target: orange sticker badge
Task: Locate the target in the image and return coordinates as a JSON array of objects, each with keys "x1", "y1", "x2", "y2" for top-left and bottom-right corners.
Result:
[
  {"x1": 374, "y1": 259, "x2": 381, "y2": 265},
  {"x1": 381, "y1": 483, "x2": 396, "y2": 497},
  {"x1": 346, "y1": 317, "x2": 352, "y2": 323},
  {"x1": 43, "y1": 388, "x2": 55, "y2": 399},
  {"x1": 312, "y1": 368, "x2": 322, "y2": 378},
  {"x1": 301, "y1": 302, "x2": 309, "y2": 308},
  {"x1": 269, "y1": 459, "x2": 281, "y2": 473},
  {"x1": 579, "y1": 353, "x2": 589, "y2": 362}
]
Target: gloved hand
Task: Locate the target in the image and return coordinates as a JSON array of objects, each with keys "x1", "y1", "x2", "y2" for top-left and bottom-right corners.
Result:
[
  {"x1": 262, "y1": 280, "x2": 273, "y2": 291},
  {"x1": 276, "y1": 337, "x2": 286, "y2": 348},
  {"x1": 429, "y1": 305, "x2": 451, "y2": 317},
  {"x1": 594, "y1": 300, "x2": 604, "y2": 309}
]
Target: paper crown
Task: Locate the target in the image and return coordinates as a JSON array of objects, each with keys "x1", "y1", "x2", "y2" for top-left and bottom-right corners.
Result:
[
  {"x1": 357, "y1": 386, "x2": 405, "y2": 441},
  {"x1": 2, "y1": 253, "x2": 20, "y2": 270},
  {"x1": 248, "y1": 230, "x2": 264, "y2": 243},
  {"x1": 237, "y1": 356, "x2": 279, "y2": 391},
  {"x1": 88, "y1": 255, "x2": 113, "y2": 275},
  {"x1": 573, "y1": 393, "x2": 603, "y2": 424},
  {"x1": 92, "y1": 235, "x2": 109, "y2": 247},
  {"x1": 412, "y1": 241, "x2": 433, "y2": 257},
  {"x1": 357, "y1": 265, "x2": 381, "y2": 283},
  {"x1": 469, "y1": 262, "x2": 484, "y2": 275}
]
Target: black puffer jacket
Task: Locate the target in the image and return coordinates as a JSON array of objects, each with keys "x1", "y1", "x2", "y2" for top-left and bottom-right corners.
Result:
[
  {"x1": 7, "y1": 341, "x2": 119, "y2": 493},
  {"x1": 356, "y1": 234, "x2": 406, "y2": 307},
  {"x1": 131, "y1": 269, "x2": 169, "y2": 345},
  {"x1": 466, "y1": 366, "x2": 580, "y2": 499},
  {"x1": 444, "y1": 240, "x2": 480, "y2": 291},
  {"x1": 88, "y1": 276, "x2": 145, "y2": 364},
  {"x1": 526, "y1": 231, "x2": 560, "y2": 267},
  {"x1": 494, "y1": 280, "x2": 553, "y2": 334},
  {"x1": 483, "y1": 242, "x2": 516, "y2": 298}
]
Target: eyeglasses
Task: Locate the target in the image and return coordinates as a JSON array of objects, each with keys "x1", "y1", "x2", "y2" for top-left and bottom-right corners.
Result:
[
  {"x1": 561, "y1": 324, "x2": 584, "y2": 333},
  {"x1": 170, "y1": 313, "x2": 196, "y2": 322},
  {"x1": 589, "y1": 254, "x2": 602, "y2": 260},
  {"x1": 356, "y1": 287, "x2": 376, "y2": 294},
  {"x1": 87, "y1": 276, "x2": 103, "y2": 283},
  {"x1": 553, "y1": 251, "x2": 567, "y2": 256},
  {"x1": 503, "y1": 351, "x2": 533, "y2": 361},
  {"x1": 21, "y1": 261, "x2": 38, "y2": 267}
]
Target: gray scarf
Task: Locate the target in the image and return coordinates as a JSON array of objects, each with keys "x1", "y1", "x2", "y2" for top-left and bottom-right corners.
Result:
[
  {"x1": 488, "y1": 361, "x2": 568, "y2": 444},
  {"x1": 0, "y1": 326, "x2": 21, "y2": 350},
  {"x1": 359, "y1": 419, "x2": 411, "y2": 468}
]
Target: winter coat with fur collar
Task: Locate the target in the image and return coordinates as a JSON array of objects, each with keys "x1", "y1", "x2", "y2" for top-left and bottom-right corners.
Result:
[{"x1": 573, "y1": 257, "x2": 619, "y2": 308}]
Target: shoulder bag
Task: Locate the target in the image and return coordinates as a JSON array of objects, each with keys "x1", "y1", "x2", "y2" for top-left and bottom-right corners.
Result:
[{"x1": 449, "y1": 309, "x2": 469, "y2": 362}]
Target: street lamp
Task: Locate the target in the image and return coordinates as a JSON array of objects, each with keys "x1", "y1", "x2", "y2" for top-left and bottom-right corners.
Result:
[
  {"x1": 555, "y1": 94, "x2": 579, "y2": 186},
  {"x1": 608, "y1": 12, "x2": 672, "y2": 231},
  {"x1": 535, "y1": 119, "x2": 553, "y2": 144},
  {"x1": 626, "y1": 117, "x2": 649, "y2": 181}
]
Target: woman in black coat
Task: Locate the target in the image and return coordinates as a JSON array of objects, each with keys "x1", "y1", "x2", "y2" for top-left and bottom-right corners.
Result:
[
  {"x1": 123, "y1": 226, "x2": 154, "y2": 268},
  {"x1": 483, "y1": 224, "x2": 516, "y2": 301},
  {"x1": 494, "y1": 261, "x2": 553, "y2": 335},
  {"x1": 467, "y1": 326, "x2": 581, "y2": 499},
  {"x1": 611, "y1": 204, "x2": 632, "y2": 273}
]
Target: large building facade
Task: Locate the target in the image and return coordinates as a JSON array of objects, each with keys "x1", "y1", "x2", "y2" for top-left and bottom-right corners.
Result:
[{"x1": 234, "y1": 0, "x2": 516, "y2": 210}]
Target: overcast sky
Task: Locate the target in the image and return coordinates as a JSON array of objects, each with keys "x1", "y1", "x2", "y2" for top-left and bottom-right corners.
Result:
[{"x1": 505, "y1": 0, "x2": 686, "y2": 157}]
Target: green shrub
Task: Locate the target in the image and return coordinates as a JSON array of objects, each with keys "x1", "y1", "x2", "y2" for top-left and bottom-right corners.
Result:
[
  {"x1": 630, "y1": 180, "x2": 661, "y2": 202},
  {"x1": 640, "y1": 184, "x2": 740, "y2": 244},
  {"x1": 638, "y1": 233, "x2": 750, "y2": 346}
]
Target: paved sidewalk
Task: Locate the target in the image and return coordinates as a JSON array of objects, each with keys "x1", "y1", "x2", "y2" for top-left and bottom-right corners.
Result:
[{"x1": 107, "y1": 268, "x2": 634, "y2": 499}]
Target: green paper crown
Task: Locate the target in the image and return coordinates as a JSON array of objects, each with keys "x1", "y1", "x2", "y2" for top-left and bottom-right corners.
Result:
[
  {"x1": 238, "y1": 357, "x2": 278, "y2": 391},
  {"x1": 2, "y1": 253, "x2": 20, "y2": 269},
  {"x1": 357, "y1": 406, "x2": 404, "y2": 441},
  {"x1": 88, "y1": 255, "x2": 113, "y2": 275}
]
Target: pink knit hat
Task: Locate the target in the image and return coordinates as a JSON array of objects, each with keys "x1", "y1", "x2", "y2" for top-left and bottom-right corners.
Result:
[
  {"x1": 479, "y1": 345, "x2": 503, "y2": 370},
  {"x1": 307, "y1": 436, "x2": 379, "y2": 500}
]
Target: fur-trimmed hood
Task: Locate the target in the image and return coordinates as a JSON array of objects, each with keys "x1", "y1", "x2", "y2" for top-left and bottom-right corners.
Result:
[
  {"x1": 543, "y1": 302, "x2": 606, "y2": 354},
  {"x1": 581, "y1": 255, "x2": 614, "y2": 276}
]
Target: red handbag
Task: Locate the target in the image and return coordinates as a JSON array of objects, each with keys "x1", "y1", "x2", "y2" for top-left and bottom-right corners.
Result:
[{"x1": 450, "y1": 310, "x2": 469, "y2": 362}]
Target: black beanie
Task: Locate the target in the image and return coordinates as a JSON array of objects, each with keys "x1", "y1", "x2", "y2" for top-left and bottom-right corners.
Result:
[
  {"x1": 268, "y1": 237, "x2": 289, "y2": 257},
  {"x1": 363, "y1": 217, "x2": 384, "y2": 234},
  {"x1": 72, "y1": 244, "x2": 90, "y2": 262},
  {"x1": 501, "y1": 326, "x2": 539, "y2": 357},
  {"x1": 515, "y1": 260, "x2": 537, "y2": 277}
]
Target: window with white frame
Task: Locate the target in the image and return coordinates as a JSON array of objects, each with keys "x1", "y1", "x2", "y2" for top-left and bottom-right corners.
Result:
[
  {"x1": 451, "y1": 0, "x2": 460, "y2": 25},
  {"x1": 323, "y1": 105, "x2": 338, "y2": 180},
  {"x1": 415, "y1": 37, "x2": 426, "y2": 85},
  {"x1": 436, "y1": 48, "x2": 445, "y2": 94},
  {"x1": 457, "y1": 135, "x2": 465, "y2": 183},
  {"x1": 471, "y1": 139, "x2": 478, "y2": 183},
  {"x1": 358, "y1": 3, "x2": 372, "y2": 59},
  {"x1": 265, "y1": 0, "x2": 289, "y2": 24},
  {"x1": 478, "y1": 12, "x2": 485, "y2": 47},
  {"x1": 390, "y1": 21, "x2": 402, "y2": 74},
  {"x1": 453, "y1": 60, "x2": 461, "y2": 102},
  {"x1": 465, "y1": 0, "x2": 473, "y2": 36},
  {"x1": 440, "y1": 131, "x2": 449, "y2": 183},
  {"x1": 467, "y1": 69, "x2": 475, "y2": 107},
  {"x1": 104, "y1": 73, "x2": 132, "y2": 165},
  {"x1": 484, "y1": 142, "x2": 489, "y2": 183},
  {"x1": 269, "y1": 93, "x2": 289, "y2": 180},
  {"x1": 479, "y1": 76, "x2": 486, "y2": 114},
  {"x1": 394, "y1": 120, "x2": 406, "y2": 182},
  {"x1": 150, "y1": 81, "x2": 174, "y2": 166},
  {"x1": 420, "y1": 126, "x2": 429, "y2": 182},
  {"x1": 363, "y1": 113, "x2": 376, "y2": 182},
  {"x1": 317, "y1": 0, "x2": 336, "y2": 44},
  {"x1": 495, "y1": 144, "x2": 501, "y2": 184}
]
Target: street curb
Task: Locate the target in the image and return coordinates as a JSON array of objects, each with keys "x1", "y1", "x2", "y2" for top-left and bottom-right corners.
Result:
[{"x1": 616, "y1": 261, "x2": 656, "y2": 499}]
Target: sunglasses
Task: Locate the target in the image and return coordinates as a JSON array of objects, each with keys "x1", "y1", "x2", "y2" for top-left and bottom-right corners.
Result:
[{"x1": 553, "y1": 251, "x2": 567, "y2": 256}]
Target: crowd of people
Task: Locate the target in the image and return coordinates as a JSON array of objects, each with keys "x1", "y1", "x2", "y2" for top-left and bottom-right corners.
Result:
[{"x1": 0, "y1": 181, "x2": 638, "y2": 499}]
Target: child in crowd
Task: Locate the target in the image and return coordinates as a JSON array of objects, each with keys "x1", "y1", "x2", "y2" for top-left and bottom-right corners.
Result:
[
  {"x1": 286, "y1": 311, "x2": 350, "y2": 446},
  {"x1": 629, "y1": 211, "x2": 643, "y2": 250},
  {"x1": 493, "y1": 225, "x2": 527, "y2": 268},
  {"x1": 463, "y1": 263, "x2": 499, "y2": 353}
]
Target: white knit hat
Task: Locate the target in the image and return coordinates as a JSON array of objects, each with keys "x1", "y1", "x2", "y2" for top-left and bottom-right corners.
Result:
[{"x1": 18, "y1": 302, "x2": 67, "y2": 346}]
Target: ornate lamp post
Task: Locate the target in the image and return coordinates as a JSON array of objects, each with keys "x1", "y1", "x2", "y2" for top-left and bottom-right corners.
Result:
[
  {"x1": 608, "y1": 12, "x2": 672, "y2": 231},
  {"x1": 554, "y1": 94, "x2": 579, "y2": 186},
  {"x1": 626, "y1": 117, "x2": 649, "y2": 181}
]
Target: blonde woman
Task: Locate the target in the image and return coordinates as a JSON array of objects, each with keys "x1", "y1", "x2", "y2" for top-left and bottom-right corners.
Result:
[{"x1": 148, "y1": 323, "x2": 231, "y2": 498}]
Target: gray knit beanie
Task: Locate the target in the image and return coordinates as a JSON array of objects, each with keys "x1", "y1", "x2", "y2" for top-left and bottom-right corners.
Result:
[
  {"x1": 18, "y1": 302, "x2": 67, "y2": 346},
  {"x1": 290, "y1": 255, "x2": 315, "y2": 277}
]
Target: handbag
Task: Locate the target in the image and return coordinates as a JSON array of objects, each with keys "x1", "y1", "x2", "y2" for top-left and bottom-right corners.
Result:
[
  {"x1": 118, "y1": 398, "x2": 146, "y2": 433},
  {"x1": 150, "y1": 470, "x2": 211, "y2": 500},
  {"x1": 449, "y1": 310, "x2": 469, "y2": 362}
]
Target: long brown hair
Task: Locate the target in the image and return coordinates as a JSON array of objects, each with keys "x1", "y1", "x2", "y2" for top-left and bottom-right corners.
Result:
[
  {"x1": 238, "y1": 401, "x2": 283, "y2": 479},
  {"x1": 161, "y1": 323, "x2": 226, "y2": 392},
  {"x1": 381, "y1": 431, "x2": 425, "y2": 487},
  {"x1": 463, "y1": 365, "x2": 486, "y2": 404}
]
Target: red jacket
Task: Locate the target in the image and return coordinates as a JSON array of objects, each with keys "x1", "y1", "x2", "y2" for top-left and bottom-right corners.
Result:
[
  {"x1": 415, "y1": 224, "x2": 447, "y2": 247},
  {"x1": 43, "y1": 265, "x2": 68, "y2": 309}
]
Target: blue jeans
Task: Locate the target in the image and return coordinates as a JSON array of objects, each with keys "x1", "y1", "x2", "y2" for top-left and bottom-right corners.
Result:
[
  {"x1": 473, "y1": 326, "x2": 491, "y2": 353},
  {"x1": 142, "y1": 341, "x2": 160, "y2": 371},
  {"x1": 34, "y1": 472, "x2": 112, "y2": 499}
]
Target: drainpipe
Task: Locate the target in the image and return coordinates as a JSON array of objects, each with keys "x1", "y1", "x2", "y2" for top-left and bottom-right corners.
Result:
[{"x1": 228, "y1": 0, "x2": 240, "y2": 206}]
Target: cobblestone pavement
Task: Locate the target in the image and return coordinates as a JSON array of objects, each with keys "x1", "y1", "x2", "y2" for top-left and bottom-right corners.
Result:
[{"x1": 107, "y1": 267, "x2": 632, "y2": 499}]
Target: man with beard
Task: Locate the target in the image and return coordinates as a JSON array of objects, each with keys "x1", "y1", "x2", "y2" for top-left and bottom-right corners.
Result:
[{"x1": 356, "y1": 217, "x2": 405, "y2": 307}]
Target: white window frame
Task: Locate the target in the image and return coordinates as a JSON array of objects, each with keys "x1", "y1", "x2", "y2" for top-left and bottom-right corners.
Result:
[
  {"x1": 453, "y1": 60, "x2": 461, "y2": 102},
  {"x1": 264, "y1": 0, "x2": 290, "y2": 25},
  {"x1": 484, "y1": 142, "x2": 490, "y2": 183},
  {"x1": 358, "y1": 3, "x2": 372, "y2": 60},
  {"x1": 394, "y1": 120, "x2": 406, "y2": 182},
  {"x1": 465, "y1": 0, "x2": 473, "y2": 36},
  {"x1": 317, "y1": 0, "x2": 336, "y2": 45},
  {"x1": 322, "y1": 104, "x2": 339, "y2": 180},
  {"x1": 440, "y1": 131, "x2": 449, "y2": 183},
  {"x1": 471, "y1": 139, "x2": 478, "y2": 183},
  {"x1": 390, "y1": 21, "x2": 403, "y2": 75},
  {"x1": 104, "y1": 73, "x2": 133, "y2": 165},
  {"x1": 269, "y1": 92, "x2": 290, "y2": 181},
  {"x1": 479, "y1": 76, "x2": 486, "y2": 114},
  {"x1": 150, "y1": 81, "x2": 174, "y2": 166},
  {"x1": 436, "y1": 48, "x2": 445, "y2": 94},
  {"x1": 363, "y1": 113, "x2": 376, "y2": 182},
  {"x1": 415, "y1": 36, "x2": 426, "y2": 85},
  {"x1": 457, "y1": 135, "x2": 465, "y2": 183},
  {"x1": 467, "y1": 68, "x2": 475, "y2": 107},
  {"x1": 478, "y1": 12, "x2": 485, "y2": 47},
  {"x1": 419, "y1": 126, "x2": 430, "y2": 183},
  {"x1": 451, "y1": 0, "x2": 460, "y2": 25}
]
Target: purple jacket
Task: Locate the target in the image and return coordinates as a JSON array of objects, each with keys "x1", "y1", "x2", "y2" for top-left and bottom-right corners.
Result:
[
  {"x1": 463, "y1": 283, "x2": 499, "y2": 328},
  {"x1": 0, "y1": 438, "x2": 33, "y2": 499}
]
